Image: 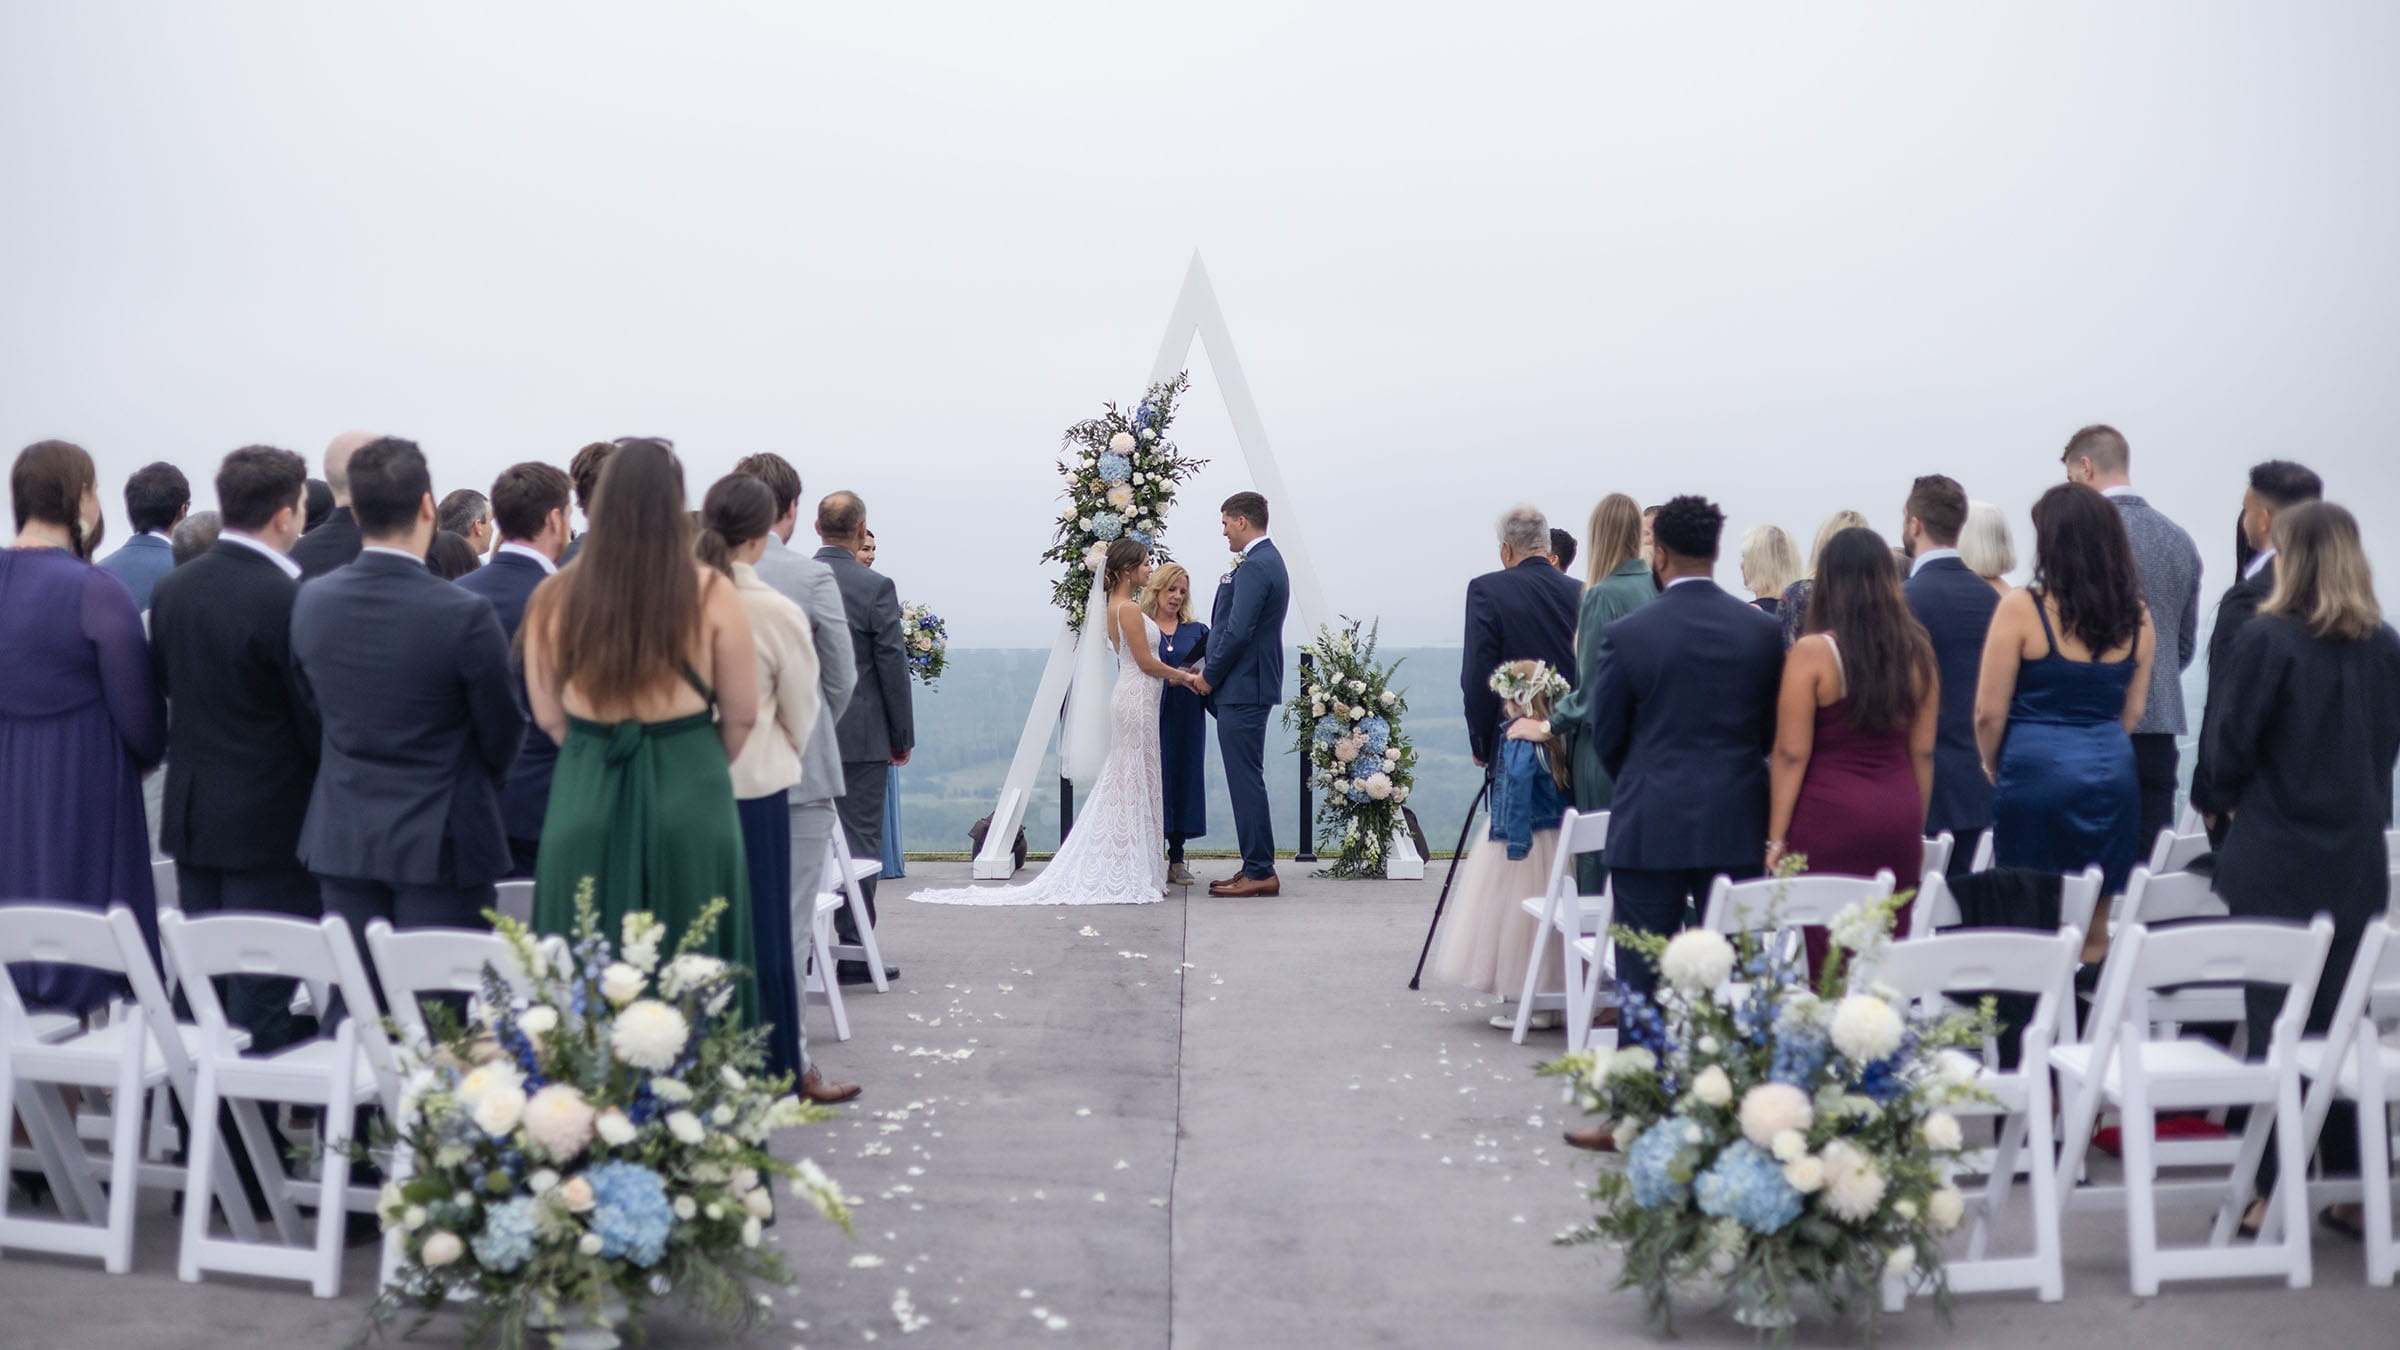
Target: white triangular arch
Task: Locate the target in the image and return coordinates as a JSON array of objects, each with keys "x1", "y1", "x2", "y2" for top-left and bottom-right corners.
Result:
[{"x1": 970, "y1": 252, "x2": 1334, "y2": 878}]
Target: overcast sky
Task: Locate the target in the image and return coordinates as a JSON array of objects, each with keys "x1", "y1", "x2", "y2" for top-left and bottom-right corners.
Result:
[{"x1": 6, "y1": 2, "x2": 2395, "y2": 646}]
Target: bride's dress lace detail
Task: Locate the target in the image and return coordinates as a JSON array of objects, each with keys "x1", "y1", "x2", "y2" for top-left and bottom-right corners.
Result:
[{"x1": 911, "y1": 613, "x2": 1168, "y2": 906}]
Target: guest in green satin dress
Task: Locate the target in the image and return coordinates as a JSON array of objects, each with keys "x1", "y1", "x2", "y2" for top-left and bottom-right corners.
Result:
[
  {"x1": 520, "y1": 439, "x2": 766, "y2": 1025},
  {"x1": 1545, "y1": 493, "x2": 1655, "y2": 895}
]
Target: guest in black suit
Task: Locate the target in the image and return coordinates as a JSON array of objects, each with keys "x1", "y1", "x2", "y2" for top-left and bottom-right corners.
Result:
[
  {"x1": 455, "y1": 462, "x2": 574, "y2": 877},
  {"x1": 1588, "y1": 495, "x2": 1785, "y2": 998},
  {"x1": 290, "y1": 437, "x2": 523, "y2": 941},
  {"x1": 2205, "y1": 502, "x2": 2400, "y2": 1236},
  {"x1": 289, "y1": 430, "x2": 380, "y2": 579},
  {"x1": 1900, "y1": 474, "x2": 2001, "y2": 875},
  {"x1": 558, "y1": 439, "x2": 616, "y2": 566},
  {"x1": 1461, "y1": 505, "x2": 1583, "y2": 767},
  {"x1": 815, "y1": 490, "x2": 912, "y2": 982},
  {"x1": 2192, "y1": 459, "x2": 2322, "y2": 847},
  {"x1": 148, "y1": 445, "x2": 320, "y2": 1051}
]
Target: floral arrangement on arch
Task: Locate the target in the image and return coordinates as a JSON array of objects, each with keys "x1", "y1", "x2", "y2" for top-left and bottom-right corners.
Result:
[
  {"x1": 1042, "y1": 372, "x2": 1207, "y2": 627},
  {"x1": 1283, "y1": 617, "x2": 1415, "y2": 878},
  {"x1": 899, "y1": 601, "x2": 947, "y2": 686},
  {"x1": 366, "y1": 886, "x2": 853, "y2": 1348},
  {"x1": 1538, "y1": 873, "x2": 1993, "y2": 1345}
]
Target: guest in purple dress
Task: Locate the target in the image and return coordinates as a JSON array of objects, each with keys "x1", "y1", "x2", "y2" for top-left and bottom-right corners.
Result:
[
  {"x1": 1766, "y1": 527, "x2": 1936, "y2": 976},
  {"x1": 3, "y1": 441, "x2": 166, "y2": 1014}
]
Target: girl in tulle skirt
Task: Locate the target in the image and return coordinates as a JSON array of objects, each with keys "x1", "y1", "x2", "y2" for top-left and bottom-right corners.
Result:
[{"x1": 1429, "y1": 660, "x2": 1572, "y2": 1005}]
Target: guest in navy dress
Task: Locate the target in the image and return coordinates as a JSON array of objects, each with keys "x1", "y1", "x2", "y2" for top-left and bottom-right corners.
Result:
[
  {"x1": 1975, "y1": 484, "x2": 2154, "y2": 962},
  {"x1": 2, "y1": 441, "x2": 167, "y2": 1014},
  {"x1": 1143, "y1": 562, "x2": 1208, "y2": 887},
  {"x1": 1768, "y1": 527, "x2": 1936, "y2": 975}
]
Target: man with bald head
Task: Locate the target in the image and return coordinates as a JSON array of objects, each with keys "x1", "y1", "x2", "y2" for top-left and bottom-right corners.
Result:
[
  {"x1": 291, "y1": 429, "x2": 381, "y2": 579},
  {"x1": 816, "y1": 490, "x2": 912, "y2": 983}
]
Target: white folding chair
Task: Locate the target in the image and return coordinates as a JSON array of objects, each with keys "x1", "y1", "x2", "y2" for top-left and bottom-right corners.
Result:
[
  {"x1": 820, "y1": 841, "x2": 887, "y2": 993},
  {"x1": 1921, "y1": 831, "x2": 1955, "y2": 883},
  {"x1": 2051, "y1": 916, "x2": 2335, "y2": 1296},
  {"x1": 1701, "y1": 870, "x2": 1896, "y2": 943},
  {"x1": 161, "y1": 912, "x2": 383, "y2": 1298},
  {"x1": 802, "y1": 891, "x2": 851, "y2": 1042},
  {"x1": 2277, "y1": 918, "x2": 2400, "y2": 1283},
  {"x1": 1511, "y1": 809, "x2": 1609, "y2": 1045},
  {"x1": 361, "y1": 922, "x2": 563, "y2": 1051},
  {"x1": 1969, "y1": 830, "x2": 1995, "y2": 873},
  {"x1": 2146, "y1": 823, "x2": 2213, "y2": 877},
  {"x1": 494, "y1": 879, "x2": 536, "y2": 927},
  {"x1": 1866, "y1": 926, "x2": 2080, "y2": 1302},
  {"x1": 1907, "y1": 864, "x2": 2104, "y2": 945}
]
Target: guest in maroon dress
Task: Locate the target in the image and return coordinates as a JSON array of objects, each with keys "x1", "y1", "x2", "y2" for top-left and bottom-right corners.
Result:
[
  {"x1": 1766, "y1": 526, "x2": 1937, "y2": 976},
  {"x1": 3, "y1": 441, "x2": 166, "y2": 1014}
]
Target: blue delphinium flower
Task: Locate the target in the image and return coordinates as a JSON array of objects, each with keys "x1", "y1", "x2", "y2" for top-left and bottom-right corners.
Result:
[
  {"x1": 1095, "y1": 452, "x2": 1131, "y2": 484},
  {"x1": 586, "y1": 1160, "x2": 675, "y2": 1267},
  {"x1": 1627, "y1": 1115, "x2": 1696, "y2": 1209},
  {"x1": 1090, "y1": 511, "x2": 1124, "y2": 541},
  {"x1": 1614, "y1": 980, "x2": 1672, "y2": 1061},
  {"x1": 1694, "y1": 1140, "x2": 1804, "y2": 1234},
  {"x1": 470, "y1": 1195, "x2": 539, "y2": 1272}
]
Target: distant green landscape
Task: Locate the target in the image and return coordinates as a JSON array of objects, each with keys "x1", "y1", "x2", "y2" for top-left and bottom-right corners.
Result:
[{"x1": 886, "y1": 647, "x2": 1484, "y2": 864}]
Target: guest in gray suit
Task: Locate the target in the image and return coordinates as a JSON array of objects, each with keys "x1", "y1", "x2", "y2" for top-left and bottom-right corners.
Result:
[
  {"x1": 96, "y1": 460, "x2": 188, "y2": 610},
  {"x1": 814, "y1": 489, "x2": 911, "y2": 984},
  {"x1": 2062, "y1": 424, "x2": 2202, "y2": 844}
]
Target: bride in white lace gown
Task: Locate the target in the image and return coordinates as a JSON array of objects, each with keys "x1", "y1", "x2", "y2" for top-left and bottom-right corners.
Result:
[{"x1": 911, "y1": 545, "x2": 1204, "y2": 906}]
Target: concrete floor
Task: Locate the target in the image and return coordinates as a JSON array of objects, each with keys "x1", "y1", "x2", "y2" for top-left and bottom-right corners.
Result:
[{"x1": 2, "y1": 860, "x2": 2393, "y2": 1347}]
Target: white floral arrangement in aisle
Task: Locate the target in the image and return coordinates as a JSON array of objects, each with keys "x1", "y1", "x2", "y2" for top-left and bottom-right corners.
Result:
[
  {"x1": 1538, "y1": 867, "x2": 1994, "y2": 1345},
  {"x1": 899, "y1": 601, "x2": 947, "y2": 686},
  {"x1": 365, "y1": 884, "x2": 854, "y2": 1348},
  {"x1": 1042, "y1": 371, "x2": 1207, "y2": 627},
  {"x1": 1283, "y1": 617, "x2": 1415, "y2": 878}
]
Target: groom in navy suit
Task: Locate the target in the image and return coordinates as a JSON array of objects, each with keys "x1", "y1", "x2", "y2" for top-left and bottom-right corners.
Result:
[{"x1": 1198, "y1": 491, "x2": 1290, "y2": 897}]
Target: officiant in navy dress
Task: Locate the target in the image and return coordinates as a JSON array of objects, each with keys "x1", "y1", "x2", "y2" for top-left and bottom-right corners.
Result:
[{"x1": 1144, "y1": 562, "x2": 1209, "y2": 886}]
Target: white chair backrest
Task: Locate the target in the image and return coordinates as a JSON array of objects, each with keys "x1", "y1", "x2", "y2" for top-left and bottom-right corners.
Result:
[
  {"x1": 2089, "y1": 918, "x2": 2335, "y2": 1061},
  {"x1": 1703, "y1": 870, "x2": 1895, "y2": 935},
  {"x1": 159, "y1": 913, "x2": 398, "y2": 1095},
  {"x1": 1907, "y1": 864, "x2": 2106, "y2": 943},
  {"x1": 2315, "y1": 919, "x2": 2400, "y2": 1055},
  {"x1": 2059, "y1": 865, "x2": 2106, "y2": 937},
  {"x1": 1868, "y1": 926, "x2": 2082, "y2": 1039},
  {"x1": 1970, "y1": 830, "x2": 1995, "y2": 873},
  {"x1": 1908, "y1": 870, "x2": 1955, "y2": 940},
  {"x1": 151, "y1": 859, "x2": 180, "y2": 915},
  {"x1": 2120, "y1": 866, "x2": 2227, "y2": 926},
  {"x1": 2145, "y1": 824, "x2": 2212, "y2": 876},
  {"x1": 106, "y1": 906, "x2": 204, "y2": 1090},
  {"x1": 1921, "y1": 831, "x2": 1955, "y2": 881},
  {"x1": 363, "y1": 922, "x2": 553, "y2": 1046},
  {"x1": 495, "y1": 880, "x2": 536, "y2": 926},
  {"x1": 1560, "y1": 808, "x2": 1609, "y2": 859},
  {"x1": 0, "y1": 903, "x2": 128, "y2": 1038}
]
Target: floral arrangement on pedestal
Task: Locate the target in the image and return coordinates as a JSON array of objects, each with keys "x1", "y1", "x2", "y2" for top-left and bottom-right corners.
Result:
[
  {"x1": 1284, "y1": 617, "x2": 1415, "y2": 878},
  {"x1": 1538, "y1": 874, "x2": 1993, "y2": 1345},
  {"x1": 1042, "y1": 372, "x2": 1207, "y2": 627},
  {"x1": 367, "y1": 888, "x2": 853, "y2": 1349},
  {"x1": 899, "y1": 601, "x2": 947, "y2": 686}
]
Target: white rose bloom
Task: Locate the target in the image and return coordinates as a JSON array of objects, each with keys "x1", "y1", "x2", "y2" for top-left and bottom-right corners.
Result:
[
  {"x1": 595, "y1": 1107, "x2": 637, "y2": 1146},
  {"x1": 1885, "y1": 1244, "x2": 1917, "y2": 1277},
  {"x1": 1658, "y1": 929, "x2": 1736, "y2": 993},
  {"x1": 665, "y1": 1110, "x2": 707, "y2": 1145},
  {"x1": 711, "y1": 1103, "x2": 736, "y2": 1127},
  {"x1": 1738, "y1": 1082, "x2": 1815, "y2": 1148},
  {"x1": 673, "y1": 1195, "x2": 698, "y2": 1221},
  {"x1": 599, "y1": 962, "x2": 646, "y2": 1007},
  {"x1": 1379, "y1": 689, "x2": 1396, "y2": 706},
  {"x1": 1783, "y1": 1155, "x2": 1826, "y2": 1194},
  {"x1": 1697, "y1": 1035, "x2": 1720, "y2": 1055},
  {"x1": 1771, "y1": 1129, "x2": 1807, "y2": 1163},
  {"x1": 1830, "y1": 994, "x2": 1905, "y2": 1064},
  {"x1": 455, "y1": 1062, "x2": 522, "y2": 1109},
  {"x1": 609, "y1": 999, "x2": 690, "y2": 1071},
  {"x1": 419, "y1": 1229, "x2": 464, "y2": 1267},
  {"x1": 518, "y1": 1005, "x2": 559, "y2": 1040},
  {"x1": 741, "y1": 1214, "x2": 763, "y2": 1248},
  {"x1": 1347, "y1": 705, "x2": 1366, "y2": 721},
  {"x1": 1921, "y1": 1111, "x2": 1964, "y2": 1152},
  {"x1": 1927, "y1": 1185, "x2": 1966, "y2": 1232},
  {"x1": 704, "y1": 1201, "x2": 724, "y2": 1221},
  {"x1": 578, "y1": 1232, "x2": 605, "y2": 1256},
  {"x1": 744, "y1": 1187, "x2": 774, "y2": 1219},
  {"x1": 1348, "y1": 679, "x2": 1366, "y2": 693},
  {"x1": 528, "y1": 1168, "x2": 560, "y2": 1195},
  {"x1": 1691, "y1": 1065, "x2": 1733, "y2": 1107},
  {"x1": 1682, "y1": 1122, "x2": 1704, "y2": 1145},
  {"x1": 472, "y1": 1083, "x2": 527, "y2": 1137},
  {"x1": 402, "y1": 1204, "x2": 428, "y2": 1231},
  {"x1": 1108, "y1": 431, "x2": 1135, "y2": 454},
  {"x1": 1140, "y1": 428, "x2": 1157, "y2": 441}
]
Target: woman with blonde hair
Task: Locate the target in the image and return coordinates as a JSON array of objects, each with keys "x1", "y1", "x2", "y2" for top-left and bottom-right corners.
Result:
[
  {"x1": 1739, "y1": 523, "x2": 1802, "y2": 618},
  {"x1": 1957, "y1": 499, "x2": 2016, "y2": 596},
  {"x1": 1779, "y1": 508, "x2": 1872, "y2": 645},
  {"x1": 1543, "y1": 492, "x2": 1652, "y2": 901},
  {"x1": 2203, "y1": 501, "x2": 2400, "y2": 1237},
  {"x1": 1141, "y1": 560, "x2": 1209, "y2": 885}
]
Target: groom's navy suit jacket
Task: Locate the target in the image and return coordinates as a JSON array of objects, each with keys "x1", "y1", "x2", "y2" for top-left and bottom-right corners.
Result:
[{"x1": 1204, "y1": 539, "x2": 1289, "y2": 707}]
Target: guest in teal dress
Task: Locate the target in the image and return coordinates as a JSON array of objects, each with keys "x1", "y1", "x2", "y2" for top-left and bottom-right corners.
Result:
[
  {"x1": 1546, "y1": 494, "x2": 1653, "y2": 894},
  {"x1": 1143, "y1": 563, "x2": 1209, "y2": 886},
  {"x1": 1974, "y1": 483, "x2": 2154, "y2": 963}
]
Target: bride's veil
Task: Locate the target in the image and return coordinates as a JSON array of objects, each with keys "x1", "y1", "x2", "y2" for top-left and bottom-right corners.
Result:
[{"x1": 1059, "y1": 567, "x2": 1116, "y2": 784}]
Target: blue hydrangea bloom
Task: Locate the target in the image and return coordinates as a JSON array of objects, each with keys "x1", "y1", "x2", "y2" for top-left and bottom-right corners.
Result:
[
  {"x1": 1089, "y1": 511, "x2": 1124, "y2": 541},
  {"x1": 1627, "y1": 1115, "x2": 1696, "y2": 1209},
  {"x1": 586, "y1": 1160, "x2": 675, "y2": 1267},
  {"x1": 1095, "y1": 452, "x2": 1132, "y2": 484},
  {"x1": 1128, "y1": 529, "x2": 1152, "y2": 547},
  {"x1": 470, "y1": 1195, "x2": 539, "y2": 1272},
  {"x1": 1357, "y1": 716, "x2": 1390, "y2": 757},
  {"x1": 1694, "y1": 1141, "x2": 1804, "y2": 1234},
  {"x1": 1312, "y1": 719, "x2": 1343, "y2": 745},
  {"x1": 1769, "y1": 1023, "x2": 1830, "y2": 1086}
]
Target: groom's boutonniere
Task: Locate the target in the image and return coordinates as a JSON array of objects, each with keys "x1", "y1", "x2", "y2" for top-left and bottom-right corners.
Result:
[{"x1": 1221, "y1": 550, "x2": 1247, "y2": 585}]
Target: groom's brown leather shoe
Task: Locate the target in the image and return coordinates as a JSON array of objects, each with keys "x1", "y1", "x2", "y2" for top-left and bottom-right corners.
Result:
[
  {"x1": 1563, "y1": 1124, "x2": 1617, "y2": 1152},
  {"x1": 1210, "y1": 874, "x2": 1281, "y2": 898}
]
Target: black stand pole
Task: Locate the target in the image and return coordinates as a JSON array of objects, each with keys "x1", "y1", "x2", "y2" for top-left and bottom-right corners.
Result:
[
  {"x1": 1294, "y1": 649, "x2": 1317, "y2": 863},
  {"x1": 1408, "y1": 769, "x2": 1492, "y2": 991},
  {"x1": 1057, "y1": 693, "x2": 1075, "y2": 840}
]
